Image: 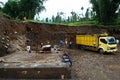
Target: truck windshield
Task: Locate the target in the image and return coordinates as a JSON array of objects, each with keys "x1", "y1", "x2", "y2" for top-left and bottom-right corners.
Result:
[{"x1": 107, "y1": 37, "x2": 116, "y2": 44}]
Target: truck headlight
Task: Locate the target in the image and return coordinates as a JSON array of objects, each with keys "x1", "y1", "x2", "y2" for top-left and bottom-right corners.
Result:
[{"x1": 107, "y1": 47, "x2": 110, "y2": 50}]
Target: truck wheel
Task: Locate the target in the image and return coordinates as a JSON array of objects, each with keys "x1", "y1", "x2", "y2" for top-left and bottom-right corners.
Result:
[
  {"x1": 99, "y1": 49, "x2": 104, "y2": 54},
  {"x1": 77, "y1": 45, "x2": 84, "y2": 50},
  {"x1": 80, "y1": 46, "x2": 85, "y2": 50}
]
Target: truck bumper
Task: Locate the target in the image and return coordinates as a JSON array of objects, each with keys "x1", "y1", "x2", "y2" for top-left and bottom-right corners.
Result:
[{"x1": 106, "y1": 49, "x2": 118, "y2": 53}]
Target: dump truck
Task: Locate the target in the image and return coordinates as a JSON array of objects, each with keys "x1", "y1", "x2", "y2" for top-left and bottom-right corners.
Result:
[{"x1": 76, "y1": 33, "x2": 118, "y2": 54}]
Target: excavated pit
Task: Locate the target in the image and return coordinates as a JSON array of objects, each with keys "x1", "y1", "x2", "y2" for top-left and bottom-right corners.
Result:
[
  {"x1": 0, "y1": 50, "x2": 71, "y2": 79},
  {"x1": 0, "y1": 16, "x2": 120, "y2": 79}
]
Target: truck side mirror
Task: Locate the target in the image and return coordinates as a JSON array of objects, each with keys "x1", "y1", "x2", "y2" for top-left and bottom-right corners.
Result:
[{"x1": 116, "y1": 39, "x2": 119, "y2": 44}]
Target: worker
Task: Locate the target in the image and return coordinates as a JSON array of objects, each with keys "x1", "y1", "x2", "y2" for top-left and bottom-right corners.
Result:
[
  {"x1": 116, "y1": 39, "x2": 119, "y2": 47},
  {"x1": 65, "y1": 38, "x2": 68, "y2": 48},
  {"x1": 68, "y1": 41, "x2": 72, "y2": 49},
  {"x1": 60, "y1": 40, "x2": 63, "y2": 47},
  {"x1": 24, "y1": 16, "x2": 26, "y2": 21},
  {"x1": 116, "y1": 39, "x2": 119, "y2": 44},
  {"x1": 40, "y1": 43, "x2": 43, "y2": 48},
  {"x1": 47, "y1": 41, "x2": 50, "y2": 45},
  {"x1": 27, "y1": 45, "x2": 31, "y2": 53}
]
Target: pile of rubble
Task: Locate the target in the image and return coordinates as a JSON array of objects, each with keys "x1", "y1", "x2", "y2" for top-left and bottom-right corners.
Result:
[{"x1": 0, "y1": 31, "x2": 10, "y2": 56}]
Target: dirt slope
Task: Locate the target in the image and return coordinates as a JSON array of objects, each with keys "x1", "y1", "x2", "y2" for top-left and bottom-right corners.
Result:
[{"x1": 0, "y1": 16, "x2": 119, "y2": 56}]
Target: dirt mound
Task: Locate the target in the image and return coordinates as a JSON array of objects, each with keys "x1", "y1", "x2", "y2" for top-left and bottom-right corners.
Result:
[{"x1": 0, "y1": 16, "x2": 25, "y2": 56}]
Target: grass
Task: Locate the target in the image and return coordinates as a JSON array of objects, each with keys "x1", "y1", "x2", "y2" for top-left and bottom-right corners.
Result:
[
  {"x1": 22, "y1": 18, "x2": 120, "y2": 27},
  {"x1": 23, "y1": 19, "x2": 41, "y2": 23},
  {"x1": 23, "y1": 19, "x2": 99, "y2": 26},
  {"x1": 63, "y1": 21, "x2": 98, "y2": 26}
]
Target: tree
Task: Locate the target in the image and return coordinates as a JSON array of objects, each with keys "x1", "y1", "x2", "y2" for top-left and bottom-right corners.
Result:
[
  {"x1": 2, "y1": 0, "x2": 46, "y2": 19},
  {"x1": 67, "y1": 16, "x2": 71, "y2": 22},
  {"x1": 71, "y1": 11, "x2": 78, "y2": 22},
  {"x1": 52, "y1": 15, "x2": 55, "y2": 22},
  {"x1": 90, "y1": 9, "x2": 96, "y2": 20},
  {"x1": 45, "y1": 17, "x2": 48, "y2": 22},
  {"x1": 0, "y1": 1, "x2": 4, "y2": 10},
  {"x1": 85, "y1": 8, "x2": 90, "y2": 20},
  {"x1": 81, "y1": 7, "x2": 84, "y2": 17},
  {"x1": 90, "y1": 0, "x2": 120, "y2": 24},
  {"x1": 55, "y1": 12, "x2": 62, "y2": 23},
  {"x1": 19, "y1": 0, "x2": 46, "y2": 19},
  {"x1": 118, "y1": 8, "x2": 120, "y2": 20},
  {"x1": 2, "y1": 0, "x2": 20, "y2": 18}
]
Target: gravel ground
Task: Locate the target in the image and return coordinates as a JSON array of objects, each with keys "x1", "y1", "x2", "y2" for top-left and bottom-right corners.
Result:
[
  {"x1": 0, "y1": 45, "x2": 120, "y2": 80},
  {"x1": 69, "y1": 47, "x2": 120, "y2": 80}
]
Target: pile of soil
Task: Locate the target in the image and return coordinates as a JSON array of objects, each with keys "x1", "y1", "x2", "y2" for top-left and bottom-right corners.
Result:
[{"x1": 0, "y1": 16, "x2": 25, "y2": 56}]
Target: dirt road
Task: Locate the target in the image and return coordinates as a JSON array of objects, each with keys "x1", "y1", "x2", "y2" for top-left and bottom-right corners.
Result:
[{"x1": 69, "y1": 47, "x2": 120, "y2": 80}]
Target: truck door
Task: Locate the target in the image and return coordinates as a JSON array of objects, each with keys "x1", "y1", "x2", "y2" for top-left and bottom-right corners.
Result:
[{"x1": 99, "y1": 38, "x2": 107, "y2": 53}]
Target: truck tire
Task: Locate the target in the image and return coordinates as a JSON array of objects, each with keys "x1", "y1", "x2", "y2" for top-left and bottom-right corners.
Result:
[
  {"x1": 77, "y1": 45, "x2": 84, "y2": 50},
  {"x1": 80, "y1": 46, "x2": 85, "y2": 50},
  {"x1": 99, "y1": 48, "x2": 104, "y2": 54}
]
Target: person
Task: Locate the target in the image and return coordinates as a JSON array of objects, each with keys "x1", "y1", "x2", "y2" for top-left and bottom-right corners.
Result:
[
  {"x1": 59, "y1": 40, "x2": 63, "y2": 47},
  {"x1": 68, "y1": 41, "x2": 72, "y2": 49},
  {"x1": 27, "y1": 45, "x2": 31, "y2": 53},
  {"x1": 65, "y1": 38, "x2": 68, "y2": 48},
  {"x1": 40, "y1": 43, "x2": 43, "y2": 48},
  {"x1": 116, "y1": 39, "x2": 119, "y2": 44},
  {"x1": 24, "y1": 16, "x2": 26, "y2": 21},
  {"x1": 116, "y1": 39, "x2": 119, "y2": 47},
  {"x1": 47, "y1": 41, "x2": 50, "y2": 45}
]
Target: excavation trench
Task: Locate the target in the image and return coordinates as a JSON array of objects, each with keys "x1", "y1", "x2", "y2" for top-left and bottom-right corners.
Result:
[{"x1": 0, "y1": 67, "x2": 71, "y2": 79}]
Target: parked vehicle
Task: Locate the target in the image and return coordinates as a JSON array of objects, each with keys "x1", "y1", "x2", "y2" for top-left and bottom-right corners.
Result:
[{"x1": 76, "y1": 33, "x2": 118, "y2": 54}]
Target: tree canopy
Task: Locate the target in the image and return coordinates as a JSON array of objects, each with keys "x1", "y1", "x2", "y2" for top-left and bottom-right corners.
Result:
[
  {"x1": 0, "y1": 1, "x2": 4, "y2": 11},
  {"x1": 2, "y1": 0, "x2": 19, "y2": 18},
  {"x1": 90, "y1": 0, "x2": 120, "y2": 25},
  {"x1": 2, "y1": 0, "x2": 46, "y2": 19}
]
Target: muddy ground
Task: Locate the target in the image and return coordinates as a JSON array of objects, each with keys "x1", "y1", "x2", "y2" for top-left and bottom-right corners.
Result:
[
  {"x1": 69, "y1": 48, "x2": 120, "y2": 80},
  {"x1": 0, "y1": 16, "x2": 120, "y2": 80}
]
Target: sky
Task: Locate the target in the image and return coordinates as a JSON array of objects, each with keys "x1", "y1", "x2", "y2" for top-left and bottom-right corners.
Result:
[
  {"x1": 38, "y1": 0, "x2": 92, "y2": 20},
  {"x1": 0, "y1": 0, "x2": 92, "y2": 20}
]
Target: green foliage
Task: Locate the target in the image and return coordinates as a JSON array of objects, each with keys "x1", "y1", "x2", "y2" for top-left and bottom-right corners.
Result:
[
  {"x1": 0, "y1": 11, "x2": 11, "y2": 19},
  {"x1": 2, "y1": 0, "x2": 46, "y2": 19},
  {"x1": 52, "y1": 15, "x2": 55, "y2": 22},
  {"x1": 20, "y1": 0, "x2": 46, "y2": 19},
  {"x1": 85, "y1": 8, "x2": 90, "y2": 20},
  {"x1": 71, "y1": 11, "x2": 78, "y2": 22},
  {"x1": 55, "y1": 12, "x2": 62, "y2": 23},
  {"x1": 45, "y1": 17, "x2": 49, "y2": 22},
  {"x1": 90, "y1": 0, "x2": 120, "y2": 25},
  {"x1": 2, "y1": 0, "x2": 19, "y2": 19},
  {"x1": 64, "y1": 20, "x2": 98, "y2": 26},
  {"x1": 23, "y1": 19, "x2": 41, "y2": 23},
  {"x1": 0, "y1": 1, "x2": 4, "y2": 10}
]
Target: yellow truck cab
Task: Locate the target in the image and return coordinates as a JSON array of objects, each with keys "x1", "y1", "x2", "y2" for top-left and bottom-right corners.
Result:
[
  {"x1": 98, "y1": 36, "x2": 117, "y2": 54},
  {"x1": 76, "y1": 33, "x2": 118, "y2": 54}
]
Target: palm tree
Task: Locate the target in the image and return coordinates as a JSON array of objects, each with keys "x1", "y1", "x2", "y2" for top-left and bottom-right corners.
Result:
[{"x1": 20, "y1": 0, "x2": 46, "y2": 19}]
